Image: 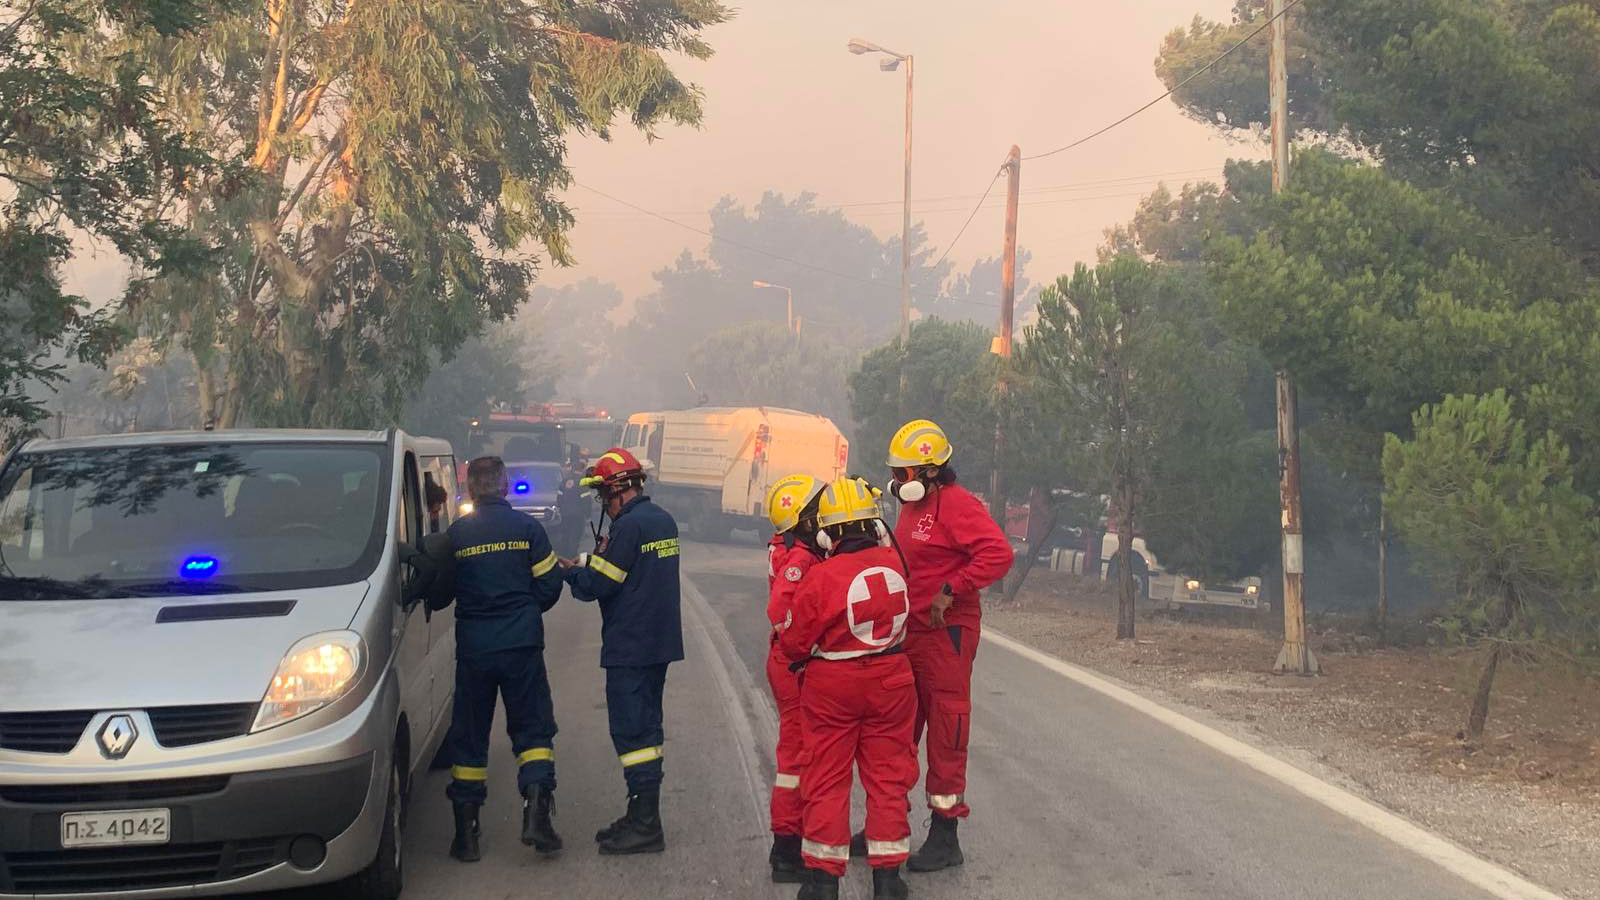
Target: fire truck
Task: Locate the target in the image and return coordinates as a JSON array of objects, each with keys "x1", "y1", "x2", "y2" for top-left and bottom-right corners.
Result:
[{"x1": 458, "y1": 409, "x2": 567, "y2": 523}]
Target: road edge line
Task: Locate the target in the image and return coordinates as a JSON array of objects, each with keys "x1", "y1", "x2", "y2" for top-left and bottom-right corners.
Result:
[{"x1": 984, "y1": 627, "x2": 1567, "y2": 900}]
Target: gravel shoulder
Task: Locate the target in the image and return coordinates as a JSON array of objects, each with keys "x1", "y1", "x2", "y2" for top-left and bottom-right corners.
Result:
[{"x1": 985, "y1": 570, "x2": 1600, "y2": 900}]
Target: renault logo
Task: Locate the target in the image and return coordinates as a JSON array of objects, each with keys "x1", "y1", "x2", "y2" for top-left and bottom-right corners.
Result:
[{"x1": 96, "y1": 715, "x2": 138, "y2": 760}]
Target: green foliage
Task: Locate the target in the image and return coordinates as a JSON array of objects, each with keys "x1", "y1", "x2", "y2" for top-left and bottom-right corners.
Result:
[
  {"x1": 92, "y1": 0, "x2": 727, "y2": 427},
  {"x1": 617, "y1": 192, "x2": 951, "y2": 412},
  {"x1": 1383, "y1": 390, "x2": 1600, "y2": 646},
  {"x1": 682, "y1": 322, "x2": 855, "y2": 428},
  {"x1": 1023, "y1": 255, "x2": 1273, "y2": 581},
  {"x1": 848, "y1": 318, "x2": 996, "y2": 483},
  {"x1": 401, "y1": 331, "x2": 543, "y2": 453},
  {"x1": 0, "y1": 0, "x2": 220, "y2": 439}
]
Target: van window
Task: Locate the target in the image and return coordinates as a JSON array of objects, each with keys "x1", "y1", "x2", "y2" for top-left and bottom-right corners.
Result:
[
  {"x1": 0, "y1": 441, "x2": 389, "y2": 598},
  {"x1": 622, "y1": 424, "x2": 641, "y2": 448},
  {"x1": 421, "y1": 454, "x2": 456, "y2": 534}
]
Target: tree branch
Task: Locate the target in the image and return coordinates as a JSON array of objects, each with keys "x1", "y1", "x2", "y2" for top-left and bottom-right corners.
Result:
[
  {"x1": 252, "y1": 1, "x2": 294, "y2": 171},
  {"x1": 273, "y1": 127, "x2": 343, "y2": 232},
  {"x1": 0, "y1": 0, "x2": 42, "y2": 47}
]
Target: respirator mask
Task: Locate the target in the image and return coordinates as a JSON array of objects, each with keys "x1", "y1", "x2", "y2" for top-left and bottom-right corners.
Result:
[{"x1": 889, "y1": 467, "x2": 933, "y2": 503}]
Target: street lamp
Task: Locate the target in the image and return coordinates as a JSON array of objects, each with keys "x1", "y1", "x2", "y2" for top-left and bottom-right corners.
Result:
[
  {"x1": 847, "y1": 37, "x2": 913, "y2": 348},
  {"x1": 752, "y1": 280, "x2": 794, "y2": 332}
]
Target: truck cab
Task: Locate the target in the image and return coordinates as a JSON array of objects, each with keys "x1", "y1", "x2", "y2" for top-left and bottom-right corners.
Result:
[{"x1": 461, "y1": 413, "x2": 564, "y2": 525}]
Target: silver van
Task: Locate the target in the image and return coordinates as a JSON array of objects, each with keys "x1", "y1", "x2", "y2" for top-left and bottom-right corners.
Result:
[{"x1": 0, "y1": 429, "x2": 459, "y2": 899}]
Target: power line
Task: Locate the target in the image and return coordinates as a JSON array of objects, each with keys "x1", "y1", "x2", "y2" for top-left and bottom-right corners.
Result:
[
  {"x1": 922, "y1": 162, "x2": 1007, "y2": 282},
  {"x1": 1023, "y1": 0, "x2": 1303, "y2": 162},
  {"x1": 573, "y1": 166, "x2": 1226, "y2": 218}
]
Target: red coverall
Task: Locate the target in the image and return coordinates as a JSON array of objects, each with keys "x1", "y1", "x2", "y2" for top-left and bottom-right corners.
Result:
[
  {"x1": 765, "y1": 534, "x2": 819, "y2": 838},
  {"x1": 894, "y1": 482, "x2": 1014, "y2": 820},
  {"x1": 779, "y1": 544, "x2": 919, "y2": 876}
]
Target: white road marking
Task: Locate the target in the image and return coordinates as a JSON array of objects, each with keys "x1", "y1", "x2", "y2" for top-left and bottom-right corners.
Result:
[{"x1": 985, "y1": 628, "x2": 1567, "y2": 900}]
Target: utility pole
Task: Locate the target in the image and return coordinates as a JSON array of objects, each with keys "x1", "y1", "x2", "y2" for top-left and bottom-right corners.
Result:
[
  {"x1": 1269, "y1": 0, "x2": 1318, "y2": 676},
  {"x1": 900, "y1": 54, "x2": 914, "y2": 348},
  {"x1": 988, "y1": 146, "x2": 1021, "y2": 526}
]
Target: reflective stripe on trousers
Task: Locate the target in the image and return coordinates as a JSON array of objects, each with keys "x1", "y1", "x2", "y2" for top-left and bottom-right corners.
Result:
[
  {"x1": 774, "y1": 772, "x2": 800, "y2": 790},
  {"x1": 620, "y1": 745, "x2": 663, "y2": 767},
  {"x1": 928, "y1": 792, "x2": 964, "y2": 811},
  {"x1": 802, "y1": 839, "x2": 850, "y2": 861},
  {"x1": 867, "y1": 837, "x2": 911, "y2": 857}
]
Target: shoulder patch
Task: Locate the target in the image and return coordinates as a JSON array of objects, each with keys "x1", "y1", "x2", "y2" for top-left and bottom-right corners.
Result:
[{"x1": 784, "y1": 566, "x2": 804, "y2": 583}]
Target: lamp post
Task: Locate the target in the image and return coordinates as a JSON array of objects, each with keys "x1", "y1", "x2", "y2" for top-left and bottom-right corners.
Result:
[
  {"x1": 847, "y1": 38, "x2": 913, "y2": 348},
  {"x1": 752, "y1": 281, "x2": 794, "y2": 333}
]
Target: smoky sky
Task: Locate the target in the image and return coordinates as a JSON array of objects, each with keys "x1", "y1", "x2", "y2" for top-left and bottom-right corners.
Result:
[{"x1": 64, "y1": 0, "x2": 1258, "y2": 312}]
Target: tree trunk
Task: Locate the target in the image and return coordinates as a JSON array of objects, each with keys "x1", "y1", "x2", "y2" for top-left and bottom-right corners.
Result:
[
  {"x1": 1465, "y1": 582, "x2": 1520, "y2": 740},
  {"x1": 1116, "y1": 480, "x2": 1136, "y2": 640},
  {"x1": 1377, "y1": 505, "x2": 1389, "y2": 640},
  {"x1": 193, "y1": 357, "x2": 217, "y2": 428},
  {"x1": 1465, "y1": 641, "x2": 1503, "y2": 741}
]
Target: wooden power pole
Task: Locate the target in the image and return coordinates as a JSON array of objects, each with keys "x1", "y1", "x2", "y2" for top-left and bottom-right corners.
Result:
[
  {"x1": 1269, "y1": 0, "x2": 1318, "y2": 675},
  {"x1": 989, "y1": 146, "x2": 1021, "y2": 526}
]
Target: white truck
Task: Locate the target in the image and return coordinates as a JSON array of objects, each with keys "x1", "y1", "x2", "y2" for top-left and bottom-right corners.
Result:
[{"x1": 619, "y1": 407, "x2": 850, "y2": 539}]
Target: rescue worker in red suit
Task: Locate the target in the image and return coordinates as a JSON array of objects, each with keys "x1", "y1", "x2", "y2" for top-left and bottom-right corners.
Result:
[
  {"x1": 780, "y1": 477, "x2": 917, "y2": 900},
  {"x1": 885, "y1": 419, "x2": 1013, "y2": 872},
  {"x1": 763, "y1": 474, "x2": 826, "y2": 883}
]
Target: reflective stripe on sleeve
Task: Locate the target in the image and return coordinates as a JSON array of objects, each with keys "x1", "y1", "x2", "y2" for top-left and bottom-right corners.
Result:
[
  {"x1": 517, "y1": 747, "x2": 554, "y2": 764},
  {"x1": 531, "y1": 552, "x2": 558, "y2": 577},
  {"x1": 619, "y1": 745, "x2": 663, "y2": 767},
  {"x1": 774, "y1": 772, "x2": 800, "y2": 790},
  {"x1": 928, "y1": 792, "x2": 963, "y2": 810},
  {"x1": 801, "y1": 839, "x2": 850, "y2": 861},
  {"x1": 451, "y1": 765, "x2": 488, "y2": 781},
  {"x1": 589, "y1": 554, "x2": 628, "y2": 583},
  {"x1": 866, "y1": 838, "x2": 911, "y2": 857}
]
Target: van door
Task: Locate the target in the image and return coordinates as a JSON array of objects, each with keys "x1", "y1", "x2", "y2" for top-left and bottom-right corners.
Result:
[
  {"x1": 421, "y1": 454, "x2": 458, "y2": 735},
  {"x1": 396, "y1": 451, "x2": 433, "y2": 762}
]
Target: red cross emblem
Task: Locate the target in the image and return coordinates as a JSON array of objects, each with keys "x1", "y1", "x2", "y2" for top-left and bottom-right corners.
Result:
[
  {"x1": 847, "y1": 567, "x2": 910, "y2": 647},
  {"x1": 918, "y1": 441, "x2": 933, "y2": 456},
  {"x1": 780, "y1": 495, "x2": 794, "y2": 508}
]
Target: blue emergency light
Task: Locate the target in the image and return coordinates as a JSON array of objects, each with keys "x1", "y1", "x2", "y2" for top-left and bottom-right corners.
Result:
[
  {"x1": 514, "y1": 481, "x2": 531, "y2": 494},
  {"x1": 180, "y1": 555, "x2": 220, "y2": 579}
]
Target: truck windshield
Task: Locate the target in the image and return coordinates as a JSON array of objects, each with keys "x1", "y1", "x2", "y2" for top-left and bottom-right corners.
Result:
[
  {"x1": 0, "y1": 442, "x2": 388, "y2": 599},
  {"x1": 467, "y1": 427, "x2": 563, "y2": 463}
]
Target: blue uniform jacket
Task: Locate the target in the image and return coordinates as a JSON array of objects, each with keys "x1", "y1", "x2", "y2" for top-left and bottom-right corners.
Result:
[
  {"x1": 564, "y1": 495, "x2": 685, "y2": 668},
  {"x1": 438, "y1": 498, "x2": 563, "y2": 658}
]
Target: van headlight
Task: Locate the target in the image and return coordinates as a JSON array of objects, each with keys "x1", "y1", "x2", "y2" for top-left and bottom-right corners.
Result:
[
  {"x1": 1246, "y1": 584, "x2": 1260, "y2": 596},
  {"x1": 1185, "y1": 579, "x2": 1201, "y2": 591},
  {"x1": 252, "y1": 631, "x2": 365, "y2": 733}
]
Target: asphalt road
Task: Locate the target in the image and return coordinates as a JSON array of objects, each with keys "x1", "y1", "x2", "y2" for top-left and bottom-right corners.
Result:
[{"x1": 317, "y1": 538, "x2": 1527, "y2": 900}]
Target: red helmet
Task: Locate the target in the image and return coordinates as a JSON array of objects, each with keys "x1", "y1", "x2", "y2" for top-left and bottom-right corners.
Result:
[{"x1": 581, "y1": 447, "x2": 646, "y2": 493}]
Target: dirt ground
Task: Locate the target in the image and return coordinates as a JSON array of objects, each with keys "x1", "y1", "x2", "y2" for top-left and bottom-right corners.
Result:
[{"x1": 986, "y1": 569, "x2": 1600, "y2": 900}]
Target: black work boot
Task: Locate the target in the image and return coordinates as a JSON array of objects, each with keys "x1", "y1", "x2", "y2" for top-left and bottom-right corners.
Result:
[
  {"x1": 770, "y1": 833, "x2": 806, "y2": 883},
  {"x1": 795, "y1": 868, "x2": 841, "y2": 900},
  {"x1": 906, "y1": 816, "x2": 962, "y2": 873},
  {"x1": 448, "y1": 802, "x2": 481, "y2": 863},
  {"x1": 521, "y1": 785, "x2": 563, "y2": 854},
  {"x1": 594, "y1": 805, "x2": 629, "y2": 843},
  {"x1": 849, "y1": 829, "x2": 867, "y2": 858},
  {"x1": 872, "y1": 865, "x2": 911, "y2": 899},
  {"x1": 597, "y1": 791, "x2": 665, "y2": 855}
]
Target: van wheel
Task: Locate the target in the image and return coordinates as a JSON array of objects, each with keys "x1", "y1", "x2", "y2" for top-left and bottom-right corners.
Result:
[{"x1": 349, "y1": 757, "x2": 404, "y2": 900}]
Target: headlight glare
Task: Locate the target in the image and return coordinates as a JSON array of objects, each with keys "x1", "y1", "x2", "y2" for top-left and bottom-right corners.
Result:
[
  {"x1": 1185, "y1": 579, "x2": 1201, "y2": 591},
  {"x1": 252, "y1": 631, "x2": 365, "y2": 732},
  {"x1": 1246, "y1": 584, "x2": 1260, "y2": 596}
]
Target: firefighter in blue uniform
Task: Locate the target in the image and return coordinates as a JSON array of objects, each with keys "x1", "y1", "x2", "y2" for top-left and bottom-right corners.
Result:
[
  {"x1": 560, "y1": 447, "x2": 684, "y2": 855},
  {"x1": 432, "y1": 456, "x2": 565, "y2": 862}
]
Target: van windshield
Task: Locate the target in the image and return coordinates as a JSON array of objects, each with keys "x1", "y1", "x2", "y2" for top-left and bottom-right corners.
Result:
[{"x1": 0, "y1": 442, "x2": 389, "y2": 599}]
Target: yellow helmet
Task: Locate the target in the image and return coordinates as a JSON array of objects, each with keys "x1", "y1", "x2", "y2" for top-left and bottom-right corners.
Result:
[
  {"x1": 766, "y1": 473, "x2": 825, "y2": 534},
  {"x1": 886, "y1": 419, "x2": 953, "y2": 468},
  {"x1": 815, "y1": 476, "x2": 884, "y2": 529}
]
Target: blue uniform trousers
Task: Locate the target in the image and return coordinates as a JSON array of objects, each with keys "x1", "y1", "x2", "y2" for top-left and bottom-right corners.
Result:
[
  {"x1": 606, "y1": 663, "x2": 669, "y2": 794},
  {"x1": 447, "y1": 649, "x2": 557, "y2": 804}
]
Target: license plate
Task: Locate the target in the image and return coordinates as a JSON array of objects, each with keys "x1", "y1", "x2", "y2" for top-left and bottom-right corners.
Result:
[{"x1": 60, "y1": 808, "x2": 171, "y2": 848}]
